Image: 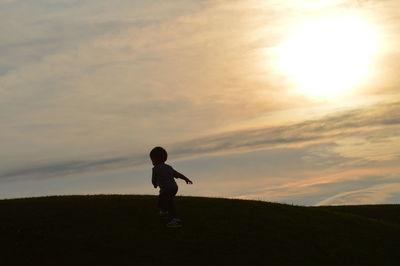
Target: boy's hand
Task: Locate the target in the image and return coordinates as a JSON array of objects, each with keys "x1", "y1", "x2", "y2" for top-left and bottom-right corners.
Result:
[{"x1": 185, "y1": 178, "x2": 193, "y2": 185}]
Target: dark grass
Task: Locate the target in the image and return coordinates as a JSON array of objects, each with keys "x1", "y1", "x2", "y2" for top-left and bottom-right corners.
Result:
[
  {"x1": 317, "y1": 204, "x2": 400, "y2": 225},
  {"x1": 0, "y1": 195, "x2": 399, "y2": 266}
]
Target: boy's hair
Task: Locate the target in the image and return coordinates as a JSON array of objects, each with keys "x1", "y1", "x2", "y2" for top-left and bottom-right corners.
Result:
[{"x1": 150, "y1": 146, "x2": 168, "y2": 164}]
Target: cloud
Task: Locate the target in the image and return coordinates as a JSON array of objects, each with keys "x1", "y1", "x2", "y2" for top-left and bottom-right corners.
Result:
[
  {"x1": 232, "y1": 168, "x2": 400, "y2": 205},
  {"x1": 1, "y1": 0, "x2": 400, "y2": 206},
  {"x1": 316, "y1": 182, "x2": 400, "y2": 205},
  {"x1": 171, "y1": 99, "x2": 400, "y2": 158},
  {"x1": 333, "y1": 135, "x2": 400, "y2": 161},
  {"x1": 0, "y1": 156, "x2": 146, "y2": 181},
  {"x1": 2, "y1": 0, "x2": 400, "y2": 165},
  {"x1": 1, "y1": 99, "x2": 400, "y2": 181}
]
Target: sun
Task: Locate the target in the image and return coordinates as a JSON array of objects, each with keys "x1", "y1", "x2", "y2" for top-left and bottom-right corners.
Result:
[{"x1": 275, "y1": 15, "x2": 377, "y2": 100}]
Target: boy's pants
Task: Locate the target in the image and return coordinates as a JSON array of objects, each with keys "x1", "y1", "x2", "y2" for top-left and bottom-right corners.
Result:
[{"x1": 158, "y1": 186, "x2": 178, "y2": 218}]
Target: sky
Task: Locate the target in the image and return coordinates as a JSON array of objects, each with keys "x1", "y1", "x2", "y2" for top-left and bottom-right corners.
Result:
[{"x1": 1, "y1": 0, "x2": 400, "y2": 205}]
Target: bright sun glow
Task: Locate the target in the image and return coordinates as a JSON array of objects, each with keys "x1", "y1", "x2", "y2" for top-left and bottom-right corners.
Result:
[{"x1": 276, "y1": 15, "x2": 377, "y2": 100}]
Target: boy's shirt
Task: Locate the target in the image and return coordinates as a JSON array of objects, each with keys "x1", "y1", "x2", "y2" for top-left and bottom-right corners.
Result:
[{"x1": 152, "y1": 163, "x2": 184, "y2": 189}]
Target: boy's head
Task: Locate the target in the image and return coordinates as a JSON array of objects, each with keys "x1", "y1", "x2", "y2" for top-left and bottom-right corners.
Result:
[{"x1": 150, "y1": 146, "x2": 168, "y2": 165}]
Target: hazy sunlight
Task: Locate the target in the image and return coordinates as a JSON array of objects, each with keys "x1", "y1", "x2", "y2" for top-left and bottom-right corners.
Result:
[{"x1": 276, "y1": 15, "x2": 377, "y2": 100}]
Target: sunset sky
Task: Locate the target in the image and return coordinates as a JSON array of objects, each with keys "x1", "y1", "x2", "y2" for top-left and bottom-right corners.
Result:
[{"x1": 1, "y1": 0, "x2": 400, "y2": 205}]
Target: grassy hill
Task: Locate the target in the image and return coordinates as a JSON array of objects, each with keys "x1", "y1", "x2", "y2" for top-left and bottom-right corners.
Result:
[{"x1": 0, "y1": 195, "x2": 399, "y2": 266}]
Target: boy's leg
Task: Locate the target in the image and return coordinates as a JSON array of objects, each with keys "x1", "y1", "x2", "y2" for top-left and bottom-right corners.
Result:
[
  {"x1": 166, "y1": 197, "x2": 176, "y2": 218},
  {"x1": 158, "y1": 189, "x2": 167, "y2": 212},
  {"x1": 165, "y1": 187, "x2": 178, "y2": 218}
]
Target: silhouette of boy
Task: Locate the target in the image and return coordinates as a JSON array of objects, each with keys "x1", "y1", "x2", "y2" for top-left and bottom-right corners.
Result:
[{"x1": 149, "y1": 146, "x2": 193, "y2": 228}]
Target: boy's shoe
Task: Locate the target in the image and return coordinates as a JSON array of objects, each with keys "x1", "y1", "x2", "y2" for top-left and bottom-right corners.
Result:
[
  {"x1": 166, "y1": 218, "x2": 182, "y2": 228},
  {"x1": 159, "y1": 210, "x2": 169, "y2": 217}
]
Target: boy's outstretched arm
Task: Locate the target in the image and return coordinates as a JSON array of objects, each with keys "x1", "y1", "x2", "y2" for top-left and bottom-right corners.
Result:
[{"x1": 172, "y1": 169, "x2": 193, "y2": 184}]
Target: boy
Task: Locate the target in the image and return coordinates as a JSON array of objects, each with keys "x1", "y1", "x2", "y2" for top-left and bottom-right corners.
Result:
[{"x1": 150, "y1": 146, "x2": 193, "y2": 228}]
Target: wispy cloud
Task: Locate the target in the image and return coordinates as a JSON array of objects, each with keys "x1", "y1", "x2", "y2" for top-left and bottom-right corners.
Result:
[
  {"x1": 1, "y1": 0, "x2": 400, "y2": 203},
  {"x1": 2, "y1": 0, "x2": 399, "y2": 165},
  {"x1": 316, "y1": 182, "x2": 400, "y2": 205},
  {"x1": 171, "y1": 99, "x2": 400, "y2": 158},
  {"x1": 2, "y1": 99, "x2": 399, "y2": 180}
]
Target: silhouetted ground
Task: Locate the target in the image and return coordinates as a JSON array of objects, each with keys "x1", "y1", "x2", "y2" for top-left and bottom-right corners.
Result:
[{"x1": 0, "y1": 195, "x2": 399, "y2": 266}]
